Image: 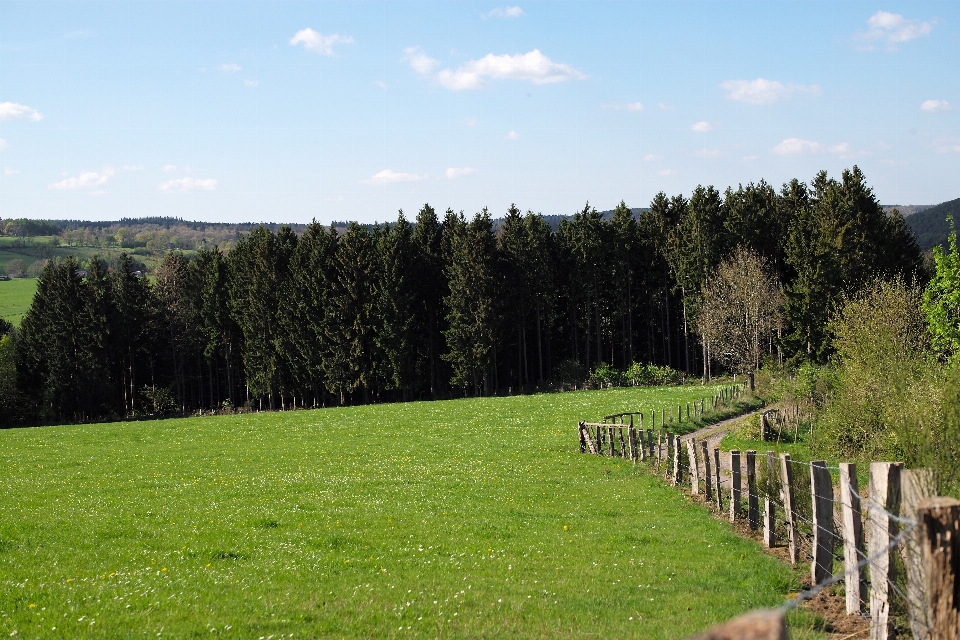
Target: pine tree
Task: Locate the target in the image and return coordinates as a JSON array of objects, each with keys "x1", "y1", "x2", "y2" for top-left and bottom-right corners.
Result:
[{"x1": 412, "y1": 204, "x2": 446, "y2": 398}]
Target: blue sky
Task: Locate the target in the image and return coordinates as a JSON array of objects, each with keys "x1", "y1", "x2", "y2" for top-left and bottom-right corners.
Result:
[{"x1": 1, "y1": 1, "x2": 958, "y2": 224}]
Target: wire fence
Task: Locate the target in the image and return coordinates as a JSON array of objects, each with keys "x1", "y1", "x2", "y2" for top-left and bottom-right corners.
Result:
[{"x1": 577, "y1": 395, "x2": 951, "y2": 639}]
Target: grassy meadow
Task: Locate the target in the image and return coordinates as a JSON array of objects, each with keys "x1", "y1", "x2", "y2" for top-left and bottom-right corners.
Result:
[
  {"x1": 0, "y1": 277, "x2": 37, "y2": 326},
  {"x1": 0, "y1": 386, "x2": 794, "y2": 638}
]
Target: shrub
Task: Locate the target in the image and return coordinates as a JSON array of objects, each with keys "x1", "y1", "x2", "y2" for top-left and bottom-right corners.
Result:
[
  {"x1": 588, "y1": 363, "x2": 625, "y2": 388},
  {"x1": 551, "y1": 359, "x2": 583, "y2": 386}
]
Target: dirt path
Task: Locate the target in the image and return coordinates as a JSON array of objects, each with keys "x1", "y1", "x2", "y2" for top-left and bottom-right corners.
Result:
[{"x1": 678, "y1": 407, "x2": 765, "y2": 452}]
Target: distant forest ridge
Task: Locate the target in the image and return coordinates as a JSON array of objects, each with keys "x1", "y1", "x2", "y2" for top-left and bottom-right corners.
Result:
[{"x1": 0, "y1": 202, "x2": 955, "y2": 250}]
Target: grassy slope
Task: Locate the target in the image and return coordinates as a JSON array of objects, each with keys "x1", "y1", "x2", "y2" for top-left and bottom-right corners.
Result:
[
  {"x1": 0, "y1": 387, "x2": 792, "y2": 639},
  {"x1": 0, "y1": 278, "x2": 38, "y2": 326}
]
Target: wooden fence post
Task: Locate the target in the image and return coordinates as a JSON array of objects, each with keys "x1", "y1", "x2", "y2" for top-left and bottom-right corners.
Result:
[
  {"x1": 747, "y1": 450, "x2": 758, "y2": 530},
  {"x1": 917, "y1": 496, "x2": 960, "y2": 640},
  {"x1": 714, "y1": 448, "x2": 723, "y2": 511},
  {"x1": 780, "y1": 453, "x2": 798, "y2": 564},
  {"x1": 839, "y1": 462, "x2": 866, "y2": 615},
  {"x1": 701, "y1": 441, "x2": 713, "y2": 502},
  {"x1": 646, "y1": 429, "x2": 654, "y2": 461},
  {"x1": 579, "y1": 421, "x2": 586, "y2": 453},
  {"x1": 687, "y1": 402, "x2": 690, "y2": 420},
  {"x1": 608, "y1": 425, "x2": 616, "y2": 457},
  {"x1": 688, "y1": 439, "x2": 699, "y2": 495},
  {"x1": 672, "y1": 434, "x2": 682, "y2": 486},
  {"x1": 596, "y1": 424, "x2": 602, "y2": 455},
  {"x1": 656, "y1": 431, "x2": 663, "y2": 471},
  {"x1": 902, "y1": 469, "x2": 936, "y2": 640},
  {"x1": 869, "y1": 461, "x2": 903, "y2": 640},
  {"x1": 730, "y1": 450, "x2": 741, "y2": 522},
  {"x1": 811, "y1": 460, "x2": 835, "y2": 586},
  {"x1": 628, "y1": 416, "x2": 637, "y2": 461},
  {"x1": 618, "y1": 421, "x2": 626, "y2": 458},
  {"x1": 764, "y1": 498, "x2": 776, "y2": 548}
]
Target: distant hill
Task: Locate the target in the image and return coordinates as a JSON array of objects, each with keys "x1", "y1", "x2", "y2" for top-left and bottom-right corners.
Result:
[
  {"x1": 881, "y1": 204, "x2": 935, "y2": 217},
  {"x1": 905, "y1": 198, "x2": 960, "y2": 251}
]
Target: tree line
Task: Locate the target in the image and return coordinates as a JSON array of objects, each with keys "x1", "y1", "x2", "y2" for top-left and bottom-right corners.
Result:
[{"x1": 0, "y1": 165, "x2": 924, "y2": 425}]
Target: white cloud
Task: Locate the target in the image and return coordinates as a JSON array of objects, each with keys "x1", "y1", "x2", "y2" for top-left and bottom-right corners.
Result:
[
  {"x1": 921, "y1": 99, "x2": 950, "y2": 112},
  {"x1": 290, "y1": 28, "x2": 354, "y2": 56},
  {"x1": 403, "y1": 47, "x2": 440, "y2": 75},
  {"x1": 772, "y1": 138, "x2": 850, "y2": 156},
  {"x1": 603, "y1": 101, "x2": 644, "y2": 112},
  {"x1": 4, "y1": 167, "x2": 20, "y2": 175},
  {"x1": 163, "y1": 164, "x2": 178, "y2": 172},
  {"x1": 374, "y1": 80, "x2": 388, "y2": 90},
  {"x1": 0, "y1": 138, "x2": 7, "y2": 151},
  {"x1": 0, "y1": 102, "x2": 43, "y2": 121},
  {"x1": 445, "y1": 167, "x2": 476, "y2": 179},
  {"x1": 934, "y1": 138, "x2": 960, "y2": 153},
  {"x1": 217, "y1": 63, "x2": 242, "y2": 73},
  {"x1": 158, "y1": 177, "x2": 219, "y2": 192},
  {"x1": 244, "y1": 79, "x2": 259, "y2": 88},
  {"x1": 720, "y1": 78, "x2": 820, "y2": 105},
  {"x1": 742, "y1": 155, "x2": 759, "y2": 162},
  {"x1": 858, "y1": 11, "x2": 936, "y2": 49},
  {"x1": 486, "y1": 6, "x2": 524, "y2": 18},
  {"x1": 693, "y1": 148, "x2": 723, "y2": 158},
  {"x1": 691, "y1": 121, "x2": 712, "y2": 133},
  {"x1": 435, "y1": 49, "x2": 585, "y2": 90},
  {"x1": 658, "y1": 169, "x2": 677, "y2": 176},
  {"x1": 49, "y1": 167, "x2": 115, "y2": 190},
  {"x1": 464, "y1": 117, "x2": 480, "y2": 127},
  {"x1": 362, "y1": 169, "x2": 424, "y2": 184},
  {"x1": 88, "y1": 190, "x2": 107, "y2": 197},
  {"x1": 642, "y1": 154, "x2": 663, "y2": 162},
  {"x1": 657, "y1": 102, "x2": 674, "y2": 111},
  {"x1": 504, "y1": 130, "x2": 519, "y2": 140}
]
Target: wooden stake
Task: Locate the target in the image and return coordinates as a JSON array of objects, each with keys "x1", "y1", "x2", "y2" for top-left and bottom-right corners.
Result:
[
  {"x1": 701, "y1": 440, "x2": 713, "y2": 502},
  {"x1": 811, "y1": 460, "x2": 835, "y2": 586},
  {"x1": 917, "y1": 496, "x2": 960, "y2": 640},
  {"x1": 714, "y1": 448, "x2": 723, "y2": 511},
  {"x1": 839, "y1": 462, "x2": 866, "y2": 614},
  {"x1": 688, "y1": 439, "x2": 699, "y2": 495},
  {"x1": 902, "y1": 469, "x2": 936, "y2": 640},
  {"x1": 764, "y1": 498, "x2": 775, "y2": 548},
  {"x1": 868, "y1": 461, "x2": 902, "y2": 640},
  {"x1": 747, "y1": 450, "x2": 758, "y2": 530},
  {"x1": 672, "y1": 434, "x2": 681, "y2": 486},
  {"x1": 627, "y1": 416, "x2": 637, "y2": 461},
  {"x1": 730, "y1": 450, "x2": 741, "y2": 522},
  {"x1": 780, "y1": 453, "x2": 798, "y2": 564}
]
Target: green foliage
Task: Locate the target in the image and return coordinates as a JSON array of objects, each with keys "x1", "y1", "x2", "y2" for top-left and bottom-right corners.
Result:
[
  {"x1": 0, "y1": 387, "x2": 792, "y2": 637},
  {"x1": 625, "y1": 361, "x2": 684, "y2": 386},
  {"x1": 588, "y1": 362, "x2": 625, "y2": 388},
  {"x1": 550, "y1": 358, "x2": 582, "y2": 385},
  {"x1": 923, "y1": 221, "x2": 960, "y2": 360},
  {"x1": 815, "y1": 278, "x2": 937, "y2": 461}
]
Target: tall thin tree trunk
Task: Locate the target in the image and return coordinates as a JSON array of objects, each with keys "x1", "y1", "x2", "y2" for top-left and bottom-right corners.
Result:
[
  {"x1": 594, "y1": 278, "x2": 602, "y2": 366},
  {"x1": 682, "y1": 287, "x2": 690, "y2": 377},
  {"x1": 536, "y1": 302, "x2": 544, "y2": 385}
]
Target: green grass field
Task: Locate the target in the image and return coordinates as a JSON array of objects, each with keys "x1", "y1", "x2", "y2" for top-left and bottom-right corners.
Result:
[
  {"x1": 0, "y1": 277, "x2": 38, "y2": 326},
  {"x1": 0, "y1": 387, "x2": 795, "y2": 638}
]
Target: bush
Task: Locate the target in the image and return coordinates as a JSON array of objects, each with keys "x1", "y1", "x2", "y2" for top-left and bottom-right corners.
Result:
[
  {"x1": 625, "y1": 362, "x2": 683, "y2": 386},
  {"x1": 5, "y1": 258, "x2": 26, "y2": 278},
  {"x1": 551, "y1": 359, "x2": 583, "y2": 386},
  {"x1": 588, "y1": 363, "x2": 625, "y2": 388},
  {"x1": 140, "y1": 385, "x2": 179, "y2": 415}
]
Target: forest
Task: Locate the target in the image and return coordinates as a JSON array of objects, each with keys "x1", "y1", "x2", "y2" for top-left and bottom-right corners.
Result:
[{"x1": 0, "y1": 166, "x2": 926, "y2": 426}]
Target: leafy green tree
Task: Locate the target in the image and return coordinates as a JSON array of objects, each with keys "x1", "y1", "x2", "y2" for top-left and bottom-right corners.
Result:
[
  {"x1": 374, "y1": 213, "x2": 418, "y2": 399},
  {"x1": 923, "y1": 218, "x2": 960, "y2": 359}
]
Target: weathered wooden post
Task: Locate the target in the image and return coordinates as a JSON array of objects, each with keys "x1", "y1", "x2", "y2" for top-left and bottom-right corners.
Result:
[
  {"x1": 811, "y1": 460, "x2": 835, "y2": 586},
  {"x1": 672, "y1": 434, "x2": 681, "y2": 486},
  {"x1": 839, "y1": 462, "x2": 866, "y2": 615},
  {"x1": 747, "y1": 450, "x2": 758, "y2": 530},
  {"x1": 686, "y1": 402, "x2": 690, "y2": 420},
  {"x1": 687, "y1": 439, "x2": 699, "y2": 495},
  {"x1": 677, "y1": 404, "x2": 682, "y2": 423},
  {"x1": 869, "y1": 462, "x2": 903, "y2": 640},
  {"x1": 701, "y1": 441, "x2": 713, "y2": 502},
  {"x1": 902, "y1": 469, "x2": 935, "y2": 640},
  {"x1": 917, "y1": 496, "x2": 960, "y2": 640},
  {"x1": 780, "y1": 453, "x2": 798, "y2": 564},
  {"x1": 579, "y1": 421, "x2": 586, "y2": 453},
  {"x1": 656, "y1": 431, "x2": 663, "y2": 471},
  {"x1": 596, "y1": 424, "x2": 602, "y2": 455},
  {"x1": 646, "y1": 429, "x2": 654, "y2": 461},
  {"x1": 608, "y1": 425, "x2": 616, "y2": 456},
  {"x1": 713, "y1": 448, "x2": 723, "y2": 511},
  {"x1": 627, "y1": 416, "x2": 637, "y2": 461},
  {"x1": 730, "y1": 450, "x2": 742, "y2": 522},
  {"x1": 618, "y1": 420, "x2": 626, "y2": 458},
  {"x1": 760, "y1": 412, "x2": 767, "y2": 441},
  {"x1": 763, "y1": 497, "x2": 776, "y2": 548}
]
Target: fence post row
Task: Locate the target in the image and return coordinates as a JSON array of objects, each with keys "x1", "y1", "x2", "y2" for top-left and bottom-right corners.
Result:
[
  {"x1": 673, "y1": 434, "x2": 682, "y2": 486},
  {"x1": 868, "y1": 461, "x2": 903, "y2": 640},
  {"x1": 810, "y1": 460, "x2": 835, "y2": 586},
  {"x1": 839, "y1": 462, "x2": 866, "y2": 614}
]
